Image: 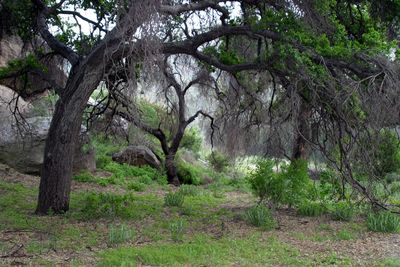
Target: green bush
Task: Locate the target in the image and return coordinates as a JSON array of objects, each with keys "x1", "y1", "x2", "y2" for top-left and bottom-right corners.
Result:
[
  {"x1": 177, "y1": 161, "x2": 202, "y2": 185},
  {"x1": 244, "y1": 205, "x2": 276, "y2": 230},
  {"x1": 247, "y1": 159, "x2": 311, "y2": 206},
  {"x1": 331, "y1": 202, "x2": 354, "y2": 221},
  {"x1": 318, "y1": 168, "x2": 344, "y2": 200},
  {"x1": 247, "y1": 159, "x2": 283, "y2": 204},
  {"x1": 375, "y1": 130, "x2": 400, "y2": 178},
  {"x1": 164, "y1": 192, "x2": 185, "y2": 207},
  {"x1": 280, "y1": 160, "x2": 312, "y2": 206},
  {"x1": 180, "y1": 127, "x2": 202, "y2": 155},
  {"x1": 297, "y1": 201, "x2": 326, "y2": 217},
  {"x1": 207, "y1": 151, "x2": 229, "y2": 172},
  {"x1": 367, "y1": 211, "x2": 400, "y2": 233},
  {"x1": 108, "y1": 224, "x2": 134, "y2": 245}
]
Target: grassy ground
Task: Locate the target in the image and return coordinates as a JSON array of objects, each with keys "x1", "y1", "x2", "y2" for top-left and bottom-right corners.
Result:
[{"x1": 0, "y1": 163, "x2": 399, "y2": 266}]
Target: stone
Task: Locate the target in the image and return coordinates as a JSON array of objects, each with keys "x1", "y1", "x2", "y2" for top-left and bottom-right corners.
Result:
[{"x1": 112, "y1": 146, "x2": 161, "y2": 169}]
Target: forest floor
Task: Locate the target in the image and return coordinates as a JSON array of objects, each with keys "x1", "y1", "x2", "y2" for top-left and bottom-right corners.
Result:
[{"x1": 0, "y1": 163, "x2": 399, "y2": 266}]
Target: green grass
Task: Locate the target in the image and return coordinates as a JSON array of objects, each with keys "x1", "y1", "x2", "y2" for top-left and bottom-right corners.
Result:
[
  {"x1": 244, "y1": 205, "x2": 276, "y2": 230},
  {"x1": 98, "y1": 234, "x2": 307, "y2": 266},
  {"x1": 367, "y1": 211, "x2": 400, "y2": 233}
]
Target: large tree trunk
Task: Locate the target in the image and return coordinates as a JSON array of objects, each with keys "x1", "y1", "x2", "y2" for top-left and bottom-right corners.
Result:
[
  {"x1": 165, "y1": 153, "x2": 180, "y2": 186},
  {"x1": 36, "y1": 64, "x2": 102, "y2": 214},
  {"x1": 292, "y1": 99, "x2": 311, "y2": 160}
]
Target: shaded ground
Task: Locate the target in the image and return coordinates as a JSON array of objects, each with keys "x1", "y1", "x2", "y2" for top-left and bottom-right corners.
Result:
[{"x1": 0, "y1": 163, "x2": 399, "y2": 266}]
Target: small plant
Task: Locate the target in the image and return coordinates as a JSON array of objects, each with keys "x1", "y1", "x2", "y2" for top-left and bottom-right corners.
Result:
[
  {"x1": 178, "y1": 184, "x2": 200, "y2": 196},
  {"x1": 297, "y1": 201, "x2": 326, "y2": 217},
  {"x1": 335, "y1": 229, "x2": 354, "y2": 240},
  {"x1": 247, "y1": 159, "x2": 282, "y2": 204},
  {"x1": 244, "y1": 205, "x2": 276, "y2": 230},
  {"x1": 177, "y1": 161, "x2": 202, "y2": 185},
  {"x1": 164, "y1": 192, "x2": 185, "y2": 207},
  {"x1": 331, "y1": 202, "x2": 354, "y2": 221},
  {"x1": 367, "y1": 211, "x2": 400, "y2": 233},
  {"x1": 168, "y1": 219, "x2": 185, "y2": 242},
  {"x1": 108, "y1": 224, "x2": 134, "y2": 245},
  {"x1": 73, "y1": 171, "x2": 96, "y2": 183},
  {"x1": 207, "y1": 151, "x2": 229, "y2": 172},
  {"x1": 127, "y1": 182, "x2": 146, "y2": 192}
]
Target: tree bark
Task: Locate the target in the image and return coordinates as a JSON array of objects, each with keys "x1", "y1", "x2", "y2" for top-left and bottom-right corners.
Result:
[
  {"x1": 292, "y1": 99, "x2": 311, "y2": 160},
  {"x1": 36, "y1": 63, "x2": 103, "y2": 214},
  {"x1": 165, "y1": 153, "x2": 180, "y2": 186}
]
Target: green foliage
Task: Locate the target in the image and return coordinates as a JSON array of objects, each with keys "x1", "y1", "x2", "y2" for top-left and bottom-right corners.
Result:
[
  {"x1": 247, "y1": 159, "x2": 312, "y2": 206},
  {"x1": 164, "y1": 192, "x2": 185, "y2": 207},
  {"x1": 180, "y1": 127, "x2": 202, "y2": 155},
  {"x1": 1, "y1": 0, "x2": 36, "y2": 40},
  {"x1": 126, "y1": 182, "x2": 146, "y2": 192},
  {"x1": 0, "y1": 54, "x2": 46, "y2": 81},
  {"x1": 375, "y1": 130, "x2": 400, "y2": 178},
  {"x1": 178, "y1": 184, "x2": 200, "y2": 196},
  {"x1": 297, "y1": 201, "x2": 326, "y2": 217},
  {"x1": 367, "y1": 212, "x2": 400, "y2": 233},
  {"x1": 318, "y1": 168, "x2": 345, "y2": 200},
  {"x1": 73, "y1": 171, "x2": 96, "y2": 183},
  {"x1": 244, "y1": 205, "x2": 276, "y2": 230},
  {"x1": 207, "y1": 151, "x2": 229, "y2": 173},
  {"x1": 177, "y1": 161, "x2": 202, "y2": 185},
  {"x1": 169, "y1": 219, "x2": 186, "y2": 242},
  {"x1": 108, "y1": 224, "x2": 134, "y2": 245},
  {"x1": 77, "y1": 192, "x2": 139, "y2": 219},
  {"x1": 331, "y1": 202, "x2": 354, "y2": 221},
  {"x1": 247, "y1": 159, "x2": 281, "y2": 204}
]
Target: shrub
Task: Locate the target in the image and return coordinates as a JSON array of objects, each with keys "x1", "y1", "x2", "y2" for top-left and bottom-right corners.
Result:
[
  {"x1": 177, "y1": 161, "x2": 201, "y2": 185},
  {"x1": 331, "y1": 202, "x2": 354, "y2": 221},
  {"x1": 108, "y1": 224, "x2": 134, "y2": 245},
  {"x1": 207, "y1": 151, "x2": 229, "y2": 172},
  {"x1": 178, "y1": 184, "x2": 200, "y2": 196},
  {"x1": 318, "y1": 168, "x2": 344, "y2": 200},
  {"x1": 297, "y1": 201, "x2": 326, "y2": 217},
  {"x1": 375, "y1": 130, "x2": 400, "y2": 177},
  {"x1": 279, "y1": 159, "x2": 312, "y2": 206},
  {"x1": 164, "y1": 192, "x2": 185, "y2": 207},
  {"x1": 244, "y1": 205, "x2": 276, "y2": 230},
  {"x1": 367, "y1": 212, "x2": 400, "y2": 233},
  {"x1": 168, "y1": 219, "x2": 185, "y2": 242},
  {"x1": 180, "y1": 127, "x2": 202, "y2": 155},
  {"x1": 247, "y1": 159, "x2": 283, "y2": 204}
]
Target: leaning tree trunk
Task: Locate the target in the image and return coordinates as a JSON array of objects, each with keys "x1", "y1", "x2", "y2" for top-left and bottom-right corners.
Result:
[
  {"x1": 292, "y1": 99, "x2": 312, "y2": 160},
  {"x1": 36, "y1": 63, "x2": 103, "y2": 214},
  {"x1": 165, "y1": 153, "x2": 180, "y2": 186}
]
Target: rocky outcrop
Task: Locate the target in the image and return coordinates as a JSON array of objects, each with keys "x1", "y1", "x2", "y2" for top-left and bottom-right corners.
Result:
[
  {"x1": 0, "y1": 85, "x2": 95, "y2": 174},
  {"x1": 112, "y1": 146, "x2": 161, "y2": 169}
]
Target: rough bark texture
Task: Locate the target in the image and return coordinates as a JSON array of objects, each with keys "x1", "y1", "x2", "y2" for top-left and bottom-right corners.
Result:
[
  {"x1": 292, "y1": 100, "x2": 311, "y2": 160},
  {"x1": 165, "y1": 153, "x2": 180, "y2": 186},
  {"x1": 36, "y1": 61, "x2": 103, "y2": 214}
]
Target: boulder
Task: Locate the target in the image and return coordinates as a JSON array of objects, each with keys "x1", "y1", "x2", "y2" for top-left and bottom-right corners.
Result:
[
  {"x1": 0, "y1": 86, "x2": 95, "y2": 174},
  {"x1": 112, "y1": 146, "x2": 161, "y2": 169}
]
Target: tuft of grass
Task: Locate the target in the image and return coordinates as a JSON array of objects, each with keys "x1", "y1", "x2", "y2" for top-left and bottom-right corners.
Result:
[
  {"x1": 73, "y1": 171, "x2": 96, "y2": 183},
  {"x1": 335, "y1": 229, "x2": 354, "y2": 240},
  {"x1": 108, "y1": 224, "x2": 135, "y2": 245},
  {"x1": 297, "y1": 201, "x2": 326, "y2": 217},
  {"x1": 367, "y1": 211, "x2": 400, "y2": 233},
  {"x1": 244, "y1": 205, "x2": 276, "y2": 230},
  {"x1": 178, "y1": 184, "x2": 200, "y2": 196},
  {"x1": 127, "y1": 182, "x2": 146, "y2": 192},
  {"x1": 164, "y1": 192, "x2": 185, "y2": 207},
  {"x1": 331, "y1": 202, "x2": 354, "y2": 221},
  {"x1": 169, "y1": 219, "x2": 186, "y2": 242}
]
